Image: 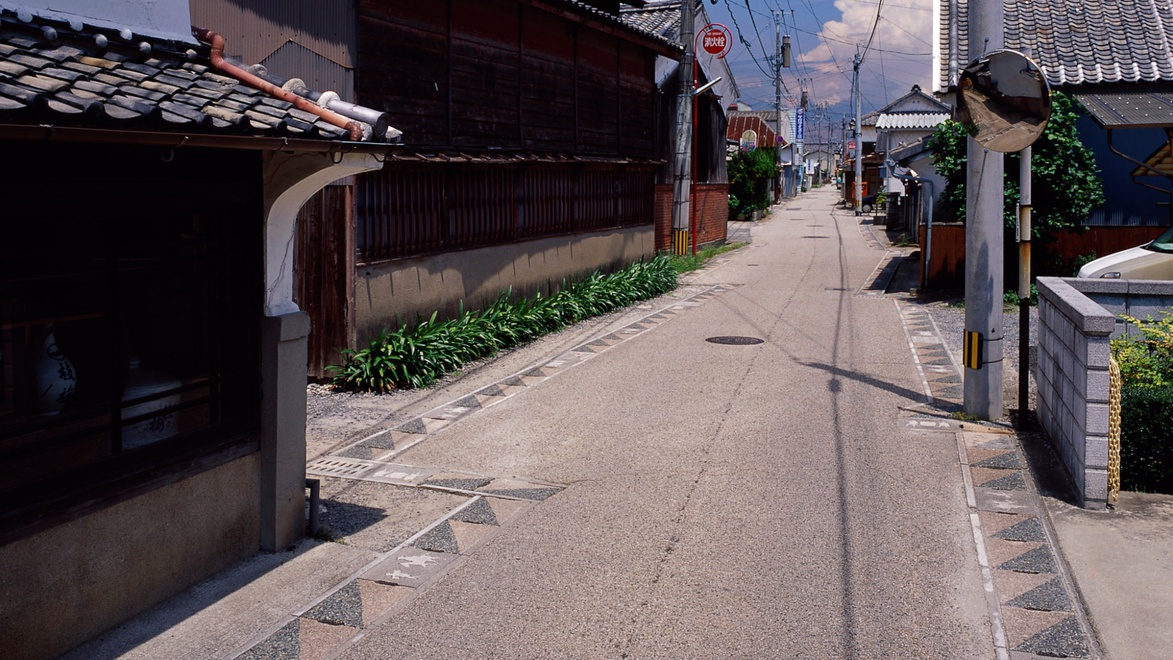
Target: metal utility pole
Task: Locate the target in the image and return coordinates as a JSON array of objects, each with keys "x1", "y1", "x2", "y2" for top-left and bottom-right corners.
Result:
[
  {"x1": 671, "y1": 0, "x2": 695, "y2": 254},
  {"x1": 963, "y1": 0, "x2": 1005, "y2": 419},
  {"x1": 853, "y1": 51, "x2": 862, "y2": 215},
  {"x1": 1018, "y1": 147, "x2": 1032, "y2": 428}
]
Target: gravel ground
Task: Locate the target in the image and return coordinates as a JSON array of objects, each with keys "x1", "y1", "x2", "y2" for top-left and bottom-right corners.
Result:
[{"x1": 922, "y1": 297, "x2": 1039, "y2": 420}]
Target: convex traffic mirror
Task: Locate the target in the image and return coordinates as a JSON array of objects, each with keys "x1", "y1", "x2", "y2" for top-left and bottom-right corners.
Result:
[{"x1": 957, "y1": 49, "x2": 1051, "y2": 153}]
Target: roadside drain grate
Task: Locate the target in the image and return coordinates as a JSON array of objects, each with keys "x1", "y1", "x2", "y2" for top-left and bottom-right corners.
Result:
[
  {"x1": 307, "y1": 457, "x2": 376, "y2": 478},
  {"x1": 706, "y1": 336, "x2": 764, "y2": 345}
]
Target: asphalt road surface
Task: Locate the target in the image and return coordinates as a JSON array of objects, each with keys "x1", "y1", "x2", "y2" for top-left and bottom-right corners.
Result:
[{"x1": 338, "y1": 186, "x2": 994, "y2": 658}]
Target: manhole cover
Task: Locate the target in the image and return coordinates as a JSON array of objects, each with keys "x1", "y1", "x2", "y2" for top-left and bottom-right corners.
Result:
[{"x1": 706, "y1": 336, "x2": 764, "y2": 345}]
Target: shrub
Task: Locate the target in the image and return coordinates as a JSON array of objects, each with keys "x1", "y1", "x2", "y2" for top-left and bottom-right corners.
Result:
[
  {"x1": 1113, "y1": 312, "x2": 1173, "y2": 388},
  {"x1": 1112, "y1": 311, "x2": 1173, "y2": 493},
  {"x1": 328, "y1": 256, "x2": 678, "y2": 392},
  {"x1": 1119, "y1": 384, "x2": 1173, "y2": 493},
  {"x1": 728, "y1": 148, "x2": 778, "y2": 215}
]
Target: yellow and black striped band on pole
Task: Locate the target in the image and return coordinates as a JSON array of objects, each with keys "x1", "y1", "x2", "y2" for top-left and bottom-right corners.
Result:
[
  {"x1": 673, "y1": 230, "x2": 689, "y2": 255},
  {"x1": 964, "y1": 330, "x2": 984, "y2": 370}
]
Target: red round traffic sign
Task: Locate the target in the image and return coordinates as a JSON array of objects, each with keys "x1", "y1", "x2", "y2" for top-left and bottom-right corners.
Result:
[{"x1": 699, "y1": 25, "x2": 731, "y2": 58}]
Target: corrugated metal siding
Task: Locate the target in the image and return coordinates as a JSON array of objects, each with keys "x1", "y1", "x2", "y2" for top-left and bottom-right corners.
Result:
[
  {"x1": 261, "y1": 42, "x2": 354, "y2": 102},
  {"x1": 190, "y1": 0, "x2": 356, "y2": 99},
  {"x1": 1078, "y1": 115, "x2": 1170, "y2": 227}
]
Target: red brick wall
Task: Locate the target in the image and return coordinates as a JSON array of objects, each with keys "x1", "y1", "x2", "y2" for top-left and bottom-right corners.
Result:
[
  {"x1": 696, "y1": 183, "x2": 729, "y2": 248},
  {"x1": 654, "y1": 183, "x2": 730, "y2": 252},
  {"x1": 655, "y1": 184, "x2": 673, "y2": 252}
]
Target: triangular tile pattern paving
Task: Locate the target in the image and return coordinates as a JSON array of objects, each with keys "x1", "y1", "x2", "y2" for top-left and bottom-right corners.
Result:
[
  {"x1": 324, "y1": 284, "x2": 734, "y2": 463},
  {"x1": 1016, "y1": 616, "x2": 1091, "y2": 657},
  {"x1": 268, "y1": 287, "x2": 736, "y2": 658},
  {"x1": 896, "y1": 300, "x2": 963, "y2": 409},
  {"x1": 241, "y1": 494, "x2": 533, "y2": 659},
  {"x1": 980, "y1": 472, "x2": 1028, "y2": 491},
  {"x1": 1007, "y1": 578, "x2": 1072, "y2": 612},
  {"x1": 897, "y1": 299, "x2": 1095, "y2": 659}
]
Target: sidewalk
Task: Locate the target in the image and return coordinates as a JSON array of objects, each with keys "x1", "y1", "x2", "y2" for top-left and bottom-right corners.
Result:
[
  {"x1": 67, "y1": 190, "x2": 1173, "y2": 659},
  {"x1": 880, "y1": 211, "x2": 1173, "y2": 660}
]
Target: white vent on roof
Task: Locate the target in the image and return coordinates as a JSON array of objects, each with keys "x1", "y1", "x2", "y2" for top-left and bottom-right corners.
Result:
[{"x1": 0, "y1": 0, "x2": 196, "y2": 44}]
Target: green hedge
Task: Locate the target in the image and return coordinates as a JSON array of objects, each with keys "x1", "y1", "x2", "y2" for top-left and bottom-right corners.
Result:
[
  {"x1": 1112, "y1": 311, "x2": 1173, "y2": 493},
  {"x1": 1119, "y1": 384, "x2": 1173, "y2": 493},
  {"x1": 328, "y1": 256, "x2": 678, "y2": 392}
]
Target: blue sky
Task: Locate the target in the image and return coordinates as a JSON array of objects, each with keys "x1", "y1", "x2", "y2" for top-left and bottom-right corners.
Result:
[{"x1": 700, "y1": 0, "x2": 935, "y2": 127}]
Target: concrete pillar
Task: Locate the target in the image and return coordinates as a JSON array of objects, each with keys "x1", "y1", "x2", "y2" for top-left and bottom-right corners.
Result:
[
  {"x1": 259, "y1": 310, "x2": 311, "y2": 551},
  {"x1": 257, "y1": 150, "x2": 383, "y2": 550}
]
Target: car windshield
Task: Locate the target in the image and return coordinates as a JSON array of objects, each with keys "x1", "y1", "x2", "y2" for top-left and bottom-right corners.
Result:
[{"x1": 1148, "y1": 226, "x2": 1173, "y2": 254}]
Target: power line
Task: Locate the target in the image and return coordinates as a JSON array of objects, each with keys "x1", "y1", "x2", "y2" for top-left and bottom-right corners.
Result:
[{"x1": 860, "y1": 0, "x2": 887, "y2": 63}]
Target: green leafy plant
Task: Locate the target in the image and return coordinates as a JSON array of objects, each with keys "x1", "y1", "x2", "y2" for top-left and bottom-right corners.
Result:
[
  {"x1": 1119, "y1": 385, "x2": 1173, "y2": 493},
  {"x1": 728, "y1": 148, "x2": 779, "y2": 216},
  {"x1": 328, "y1": 257, "x2": 679, "y2": 392},
  {"x1": 1003, "y1": 284, "x2": 1039, "y2": 306},
  {"x1": 1071, "y1": 251, "x2": 1098, "y2": 277},
  {"x1": 1113, "y1": 312, "x2": 1173, "y2": 389},
  {"x1": 1112, "y1": 311, "x2": 1173, "y2": 492}
]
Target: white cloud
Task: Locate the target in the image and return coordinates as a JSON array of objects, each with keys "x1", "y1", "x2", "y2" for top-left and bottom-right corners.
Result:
[{"x1": 800, "y1": 0, "x2": 935, "y2": 109}]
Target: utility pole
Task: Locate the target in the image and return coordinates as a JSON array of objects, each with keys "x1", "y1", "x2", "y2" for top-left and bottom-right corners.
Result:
[
  {"x1": 671, "y1": 0, "x2": 695, "y2": 253},
  {"x1": 853, "y1": 51, "x2": 862, "y2": 215},
  {"x1": 797, "y1": 86, "x2": 807, "y2": 191},
  {"x1": 774, "y1": 11, "x2": 782, "y2": 202},
  {"x1": 964, "y1": 0, "x2": 1004, "y2": 419}
]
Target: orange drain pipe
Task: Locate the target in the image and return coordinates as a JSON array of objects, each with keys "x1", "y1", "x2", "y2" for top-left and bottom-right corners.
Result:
[{"x1": 193, "y1": 27, "x2": 366, "y2": 142}]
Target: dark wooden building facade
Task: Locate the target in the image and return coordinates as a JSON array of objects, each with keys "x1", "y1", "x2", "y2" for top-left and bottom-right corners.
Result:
[{"x1": 194, "y1": 0, "x2": 678, "y2": 376}]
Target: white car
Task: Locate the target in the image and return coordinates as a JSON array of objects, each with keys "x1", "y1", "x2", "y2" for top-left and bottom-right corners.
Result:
[{"x1": 1077, "y1": 226, "x2": 1173, "y2": 279}]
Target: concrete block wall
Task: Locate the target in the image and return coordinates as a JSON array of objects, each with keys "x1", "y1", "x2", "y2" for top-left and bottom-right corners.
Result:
[
  {"x1": 1035, "y1": 277, "x2": 1173, "y2": 507},
  {"x1": 1035, "y1": 277, "x2": 1115, "y2": 508}
]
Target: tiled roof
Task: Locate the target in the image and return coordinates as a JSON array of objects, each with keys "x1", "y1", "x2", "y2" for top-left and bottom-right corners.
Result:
[
  {"x1": 876, "y1": 112, "x2": 950, "y2": 130},
  {"x1": 939, "y1": 0, "x2": 1173, "y2": 90},
  {"x1": 621, "y1": 0, "x2": 685, "y2": 42},
  {"x1": 730, "y1": 110, "x2": 789, "y2": 140},
  {"x1": 727, "y1": 113, "x2": 781, "y2": 148},
  {"x1": 563, "y1": 0, "x2": 681, "y2": 53},
  {"x1": 0, "y1": 10, "x2": 389, "y2": 142}
]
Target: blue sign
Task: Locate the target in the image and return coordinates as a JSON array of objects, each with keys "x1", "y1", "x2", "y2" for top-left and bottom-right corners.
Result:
[{"x1": 795, "y1": 107, "x2": 805, "y2": 142}]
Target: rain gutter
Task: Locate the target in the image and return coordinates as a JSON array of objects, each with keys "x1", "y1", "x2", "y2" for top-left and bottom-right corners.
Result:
[
  {"x1": 193, "y1": 27, "x2": 369, "y2": 142},
  {"x1": 0, "y1": 123, "x2": 394, "y2": 154}
]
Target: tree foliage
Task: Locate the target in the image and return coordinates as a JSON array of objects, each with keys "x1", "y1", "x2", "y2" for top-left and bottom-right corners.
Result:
[
  {"x1": 928, "y1": 91, "x2": 1105, "y2": 238},
  {"x1": 728, "y1": 148, "x2": 778, "y2": 218}
]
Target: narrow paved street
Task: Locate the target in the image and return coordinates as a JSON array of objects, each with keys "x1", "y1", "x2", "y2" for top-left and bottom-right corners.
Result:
[
  {"x1": 331, "y1": 185, "x2": 993, "y2": 657},
  {"x1": 74, "y1": 185, "x2": 1111, "y2": 660}
]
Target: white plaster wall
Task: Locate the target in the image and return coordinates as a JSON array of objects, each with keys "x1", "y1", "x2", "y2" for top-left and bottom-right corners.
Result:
[{"x1": 355, "y1": 227, "x2": 655, "y2": 341}]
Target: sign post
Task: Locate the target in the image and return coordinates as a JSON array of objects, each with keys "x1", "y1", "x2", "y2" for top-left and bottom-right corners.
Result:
[{"x1": 690, "y1": 24, "x2": 731, "y2": 255}]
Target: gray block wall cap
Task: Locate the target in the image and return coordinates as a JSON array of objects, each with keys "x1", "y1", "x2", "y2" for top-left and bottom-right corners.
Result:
[
  {"x1": 1127, "y1": 279, "x2": 1173, "y2": 296},
  {"x1": 1039, "y1": 278, "x2": 1116, "y2": 336},
  {"x1": 1067, "y1": 277, "x2": 1128, "y2": 295}
]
